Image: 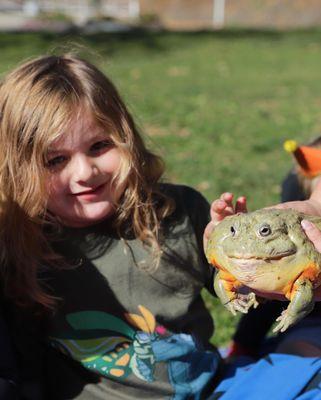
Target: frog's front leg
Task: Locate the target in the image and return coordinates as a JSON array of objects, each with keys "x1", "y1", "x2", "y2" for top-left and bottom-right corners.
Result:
[
  {"x1": 214, "y1": 270, "x2": 259, "y2": 315},
  {"x1": 273, "y1": 278, "x2": 314, "y2": 333}
]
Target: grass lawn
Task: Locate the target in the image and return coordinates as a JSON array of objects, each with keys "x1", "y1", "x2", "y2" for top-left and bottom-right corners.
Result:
[{"x1": 2, "y1": 28, "x2": 321, "y2": 347}]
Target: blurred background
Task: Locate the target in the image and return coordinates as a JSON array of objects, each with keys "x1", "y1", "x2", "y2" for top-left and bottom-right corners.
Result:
[{"x1": 1, "y1": 0, "x2": 321, "y2": 347}]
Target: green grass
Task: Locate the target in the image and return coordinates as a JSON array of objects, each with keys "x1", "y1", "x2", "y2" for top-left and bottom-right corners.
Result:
[{"x1": 2, "y1": 29, "x2": 321, "y2": 346}]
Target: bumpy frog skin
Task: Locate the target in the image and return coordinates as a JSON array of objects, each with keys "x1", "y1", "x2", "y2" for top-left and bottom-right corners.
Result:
[{"x1": 206, "y1": 209, "x2": 321, "y2": 332}]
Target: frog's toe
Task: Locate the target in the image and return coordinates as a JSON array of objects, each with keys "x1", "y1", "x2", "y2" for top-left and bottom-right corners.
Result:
[
  {"x1": 237, "y1": 292, "x2": 258, "y2": 312},
  {"x1": 273, "y1": 320, "x2": 288, "y2": 333},
  {"x1": 247, "y1": 292, "x2": 259, "y2": 309},
  {"x1": 232, "y1": 301, "x2": 249, "y2": 314},
  {"x1": 224, "y1": 299, "x2": 247, "y2": 314},
  {"x1": 225, "y1": 293, "x2": 257, "y2": 314},
  {"x1": 253, "y1": 300, "x2": 259, "y2": 309},
  {"x1": 225, "y1": 302, "x2": 238, "y2": 316},
  {"x1": 273, "y1": 311, "x2": 296, "y2": 333}
]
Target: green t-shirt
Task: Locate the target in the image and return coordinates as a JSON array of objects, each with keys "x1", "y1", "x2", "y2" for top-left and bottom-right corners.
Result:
[{"x1": 9, "y1": 184, "x2": 221, "y2": 399}]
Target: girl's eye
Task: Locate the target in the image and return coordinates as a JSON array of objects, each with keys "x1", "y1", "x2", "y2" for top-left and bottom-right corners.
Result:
[
  {"x1": 46, "y1": 155, "x2": 67, "y2": 168},
  {"x1": 90, "y1": 140, "x2": 113, "y2": 153}
]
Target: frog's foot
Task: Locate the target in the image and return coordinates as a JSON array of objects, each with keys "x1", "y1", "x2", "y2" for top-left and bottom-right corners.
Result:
[
  {"x1": 225, "y1": 292, "x2": 259, "y2": 315},
  {"x1": 273, "y1": 310, "x2": 297, "y2": 333},
  {"x1": 273, "y1": 304, "x2": 314, "y2": 333},
  {"x1": 274, "y1": 279, "x2": 315, "y2": 333}
]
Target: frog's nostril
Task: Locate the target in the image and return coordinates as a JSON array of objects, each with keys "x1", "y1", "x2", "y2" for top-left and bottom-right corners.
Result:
[{"x1": 230, "y1": 226, "x2": 236, "y2": 236}]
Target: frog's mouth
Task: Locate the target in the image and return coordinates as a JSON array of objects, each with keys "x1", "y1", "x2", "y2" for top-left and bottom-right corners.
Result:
[{"x1": 227, "y1": 249, "x2": 297, "y2": 266}]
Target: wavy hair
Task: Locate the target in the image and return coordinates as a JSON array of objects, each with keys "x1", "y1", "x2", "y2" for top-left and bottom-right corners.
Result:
[{"x1": 0, "y1": 54, "x2": 174, "y2": 309}]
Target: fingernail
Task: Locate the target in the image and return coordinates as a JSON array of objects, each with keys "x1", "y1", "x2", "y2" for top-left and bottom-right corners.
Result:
[{"x1": 301, "y1": 220, "x2": 314, "y2": 230}]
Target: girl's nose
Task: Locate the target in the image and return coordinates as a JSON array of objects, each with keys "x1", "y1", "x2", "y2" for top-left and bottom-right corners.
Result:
[{"x1": 72, "y1": 154, "x2": 98, "y2": 183}]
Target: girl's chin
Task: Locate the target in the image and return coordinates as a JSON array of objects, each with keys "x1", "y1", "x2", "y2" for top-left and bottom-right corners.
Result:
[{"x1": 62, "y1": 204, "x2": 115, "y2": 227}]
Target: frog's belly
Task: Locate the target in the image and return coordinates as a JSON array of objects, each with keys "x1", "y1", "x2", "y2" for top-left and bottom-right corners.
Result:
[{"x1": 228, "y1": 257, "x2": 305, "y2": 294}]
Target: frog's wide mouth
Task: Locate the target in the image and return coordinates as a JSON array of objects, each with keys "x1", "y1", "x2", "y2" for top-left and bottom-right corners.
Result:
[{"x1": 227, "y1": 249, "x2": 297, "y2": 264}]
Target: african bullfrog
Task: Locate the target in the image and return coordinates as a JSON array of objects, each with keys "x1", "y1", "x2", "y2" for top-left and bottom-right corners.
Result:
[{"x1": 205, "y1": 209, "x2": 321, "y2": 332}]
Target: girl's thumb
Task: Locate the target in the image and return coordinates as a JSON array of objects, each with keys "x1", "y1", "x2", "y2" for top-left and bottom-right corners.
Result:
[{"x1": 301, "y1": 219, "x2": 321, "y2": 253}]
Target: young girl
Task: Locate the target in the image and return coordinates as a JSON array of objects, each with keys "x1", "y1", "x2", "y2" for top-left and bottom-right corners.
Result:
[{"x1": 0, "y1": 54, "x2": 221, "y2": 399}]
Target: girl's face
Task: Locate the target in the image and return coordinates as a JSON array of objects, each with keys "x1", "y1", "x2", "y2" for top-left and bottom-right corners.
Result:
[{"x1": 45, "y1": 112, "x2": 124, "y2": 227}]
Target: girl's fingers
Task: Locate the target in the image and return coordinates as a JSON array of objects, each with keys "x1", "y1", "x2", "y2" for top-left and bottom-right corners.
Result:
[
  {"x1": 210, "y1": 193, "x2": 246, "y2": 222},
  {"x1": 210, "y1": 201, "x2": 234, "y2": 224},
  {"x1": 220, "y1": 192, "x2": 234, "y2": 212},
  {"x1": 211, "y1": 199, "x2": 227, "y2": 212},
  {"x1": 301, "y1": 220, "x2": 321, "y2": 253},
  {"x1": 219, "y1": 192, "x2": 234, "y2": 215},
  {"x1": 203, "y1": 221, "x2": 215, "y2": 252},
  {"x1": 302, "y1": 220, "x2": 321, "y2": 300},
  {"x1": 220, "y1": 192, "x2": 233, "y2": 205},
  {"x1": 235, "y1": 196, "x2": 247, "y2": 213},
  {"x1": 210, "y1": 200, "x2": 227, "y2": 220},
  {"x1": 204, "y1": 221, "x2": 215, "y2": 240}
]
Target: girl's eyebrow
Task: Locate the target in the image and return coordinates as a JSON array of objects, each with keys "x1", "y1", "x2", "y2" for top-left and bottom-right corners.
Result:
[
  {"x1": 46, "y1": 149, "x2": 61, "y2": 156},
  {"x1": 47, "y1": 132, "x2": 109, "y2": 155}
]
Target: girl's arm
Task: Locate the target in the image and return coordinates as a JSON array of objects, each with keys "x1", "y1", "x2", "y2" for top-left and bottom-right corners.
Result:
[
  {"x1": 275, "y1": 176, "x2": 321, "y2": 216},
  {"x1": 300, "y1": 219, "x2": 321, "y2": 301},
  {"x1": 301, "y1": 219, "x2": 321, "y2": 252}
]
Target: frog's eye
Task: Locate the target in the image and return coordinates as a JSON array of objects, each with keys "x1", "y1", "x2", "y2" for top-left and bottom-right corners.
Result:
[
  {"x1": 258, "y1": 224, "x2": 272, "y2": 237},
  {"x1": 230, "y1": 226, "x2": 237, "y2": 236}
]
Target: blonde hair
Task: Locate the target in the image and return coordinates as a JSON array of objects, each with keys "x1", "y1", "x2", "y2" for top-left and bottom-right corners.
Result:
[{"x1": 0, "y1": 54, "x2": 174, "y2": 309}]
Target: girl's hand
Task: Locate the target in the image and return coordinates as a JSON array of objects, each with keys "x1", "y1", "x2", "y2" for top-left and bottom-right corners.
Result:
[
  {"x1": 272, "y1": 199, "x2": 321, "y2": 216},
  {"x1": 301, "y1": 219, "x2": 321, "y2": 301},
  {"x1": 301, "y1": 219, "x2": 321, "y2": 252},
  {"x1": 203, "y1": 192, "x2": 247, "y2": 252},
  {"x1": 210, "y1": 192, "x2": 247, "y2": 226},
  {"x1": 273, "y1": 178, "x2": 321, "y2": 216}
]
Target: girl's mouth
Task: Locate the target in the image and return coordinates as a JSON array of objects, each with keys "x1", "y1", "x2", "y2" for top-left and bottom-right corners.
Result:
[{"x1": 72, "y1": 183, "x2": 107, "y2": 200}]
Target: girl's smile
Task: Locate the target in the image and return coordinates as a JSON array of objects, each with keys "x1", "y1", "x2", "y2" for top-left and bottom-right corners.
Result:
[
  {"x1": 46, "y1": 111, "x2": 123, "y2": 227},
  {"x1": 71, "y1": 182, "x2": 108, "y2": 200}
]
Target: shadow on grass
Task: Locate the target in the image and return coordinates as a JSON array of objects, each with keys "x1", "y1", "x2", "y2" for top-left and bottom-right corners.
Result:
[{"x1": 0, "y1": 27, "x2": 321, "y2": 57}]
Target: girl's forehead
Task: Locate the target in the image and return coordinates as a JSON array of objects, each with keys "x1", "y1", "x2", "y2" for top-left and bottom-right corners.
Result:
[{"x1": 49, "y1": 115, "x2": 106, "y2": 151}]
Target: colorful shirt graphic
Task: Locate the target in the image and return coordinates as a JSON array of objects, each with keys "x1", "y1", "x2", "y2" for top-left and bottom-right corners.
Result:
[{"x1": 51, "y1": 306, "x2": 220, "y2": 399}]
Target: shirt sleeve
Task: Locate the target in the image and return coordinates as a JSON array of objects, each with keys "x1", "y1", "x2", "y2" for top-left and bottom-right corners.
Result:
[{"x1": 179, "y1": 185, "x2": 216, "y2": 296}]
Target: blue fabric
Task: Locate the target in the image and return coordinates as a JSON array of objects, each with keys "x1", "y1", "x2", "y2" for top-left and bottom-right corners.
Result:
[{"x1": 212, "y1": 354, "x2": 321, "y2": 400}]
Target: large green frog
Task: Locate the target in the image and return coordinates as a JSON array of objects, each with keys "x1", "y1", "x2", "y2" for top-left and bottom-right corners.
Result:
[{"x1": 205, "y1": 209, "x2": 321, "y2": 332}]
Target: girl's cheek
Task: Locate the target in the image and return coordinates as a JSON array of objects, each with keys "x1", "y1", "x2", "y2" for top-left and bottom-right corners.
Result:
[
  {"x1": 104, "y1": 149, "x2": 122, "y2": 172},
  {"x1": 46, "y1": 174, "x2": 65, "y2": 196},
  {"x1": 44, "y1": 176, "x2": 53, "y2": 195}
]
